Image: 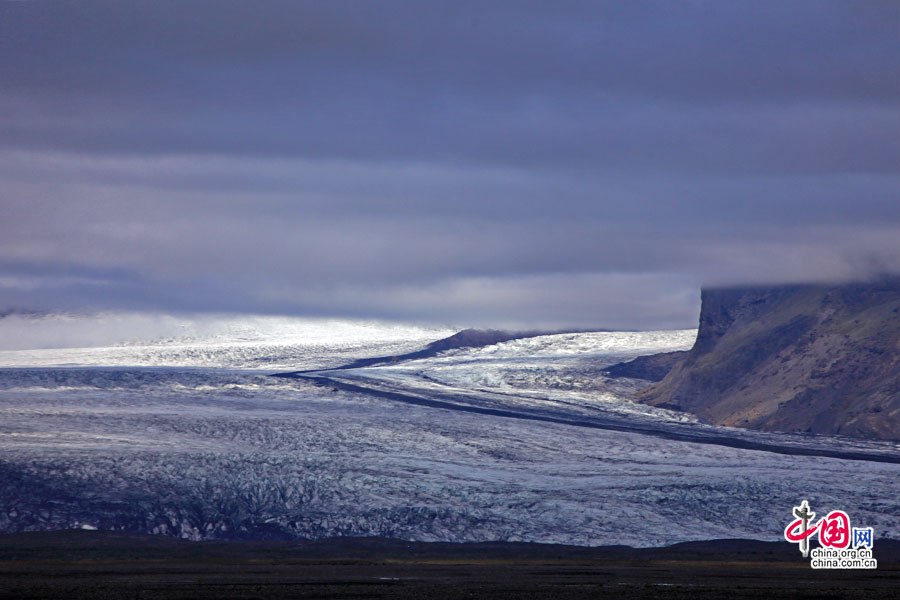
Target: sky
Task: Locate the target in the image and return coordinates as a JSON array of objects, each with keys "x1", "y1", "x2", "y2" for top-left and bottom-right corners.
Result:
[{"x1": 1, "y1": 1, "x2": 898, "y2": 330}]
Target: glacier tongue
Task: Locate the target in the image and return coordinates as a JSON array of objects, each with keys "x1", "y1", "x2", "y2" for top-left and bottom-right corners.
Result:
[{"x1": 1, "y1": 326, "x2": 898, "y2": 546}]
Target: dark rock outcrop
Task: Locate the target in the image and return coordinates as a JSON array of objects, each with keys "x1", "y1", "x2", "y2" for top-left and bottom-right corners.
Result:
[
  {"x1": 602, "y1": 350, "x2": 689, "y2": 382},
  {"x1": 637, "y1": 279, "x2": 900, "y2": 441}
]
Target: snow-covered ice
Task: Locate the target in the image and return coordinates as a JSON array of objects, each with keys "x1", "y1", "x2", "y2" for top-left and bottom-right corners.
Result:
[
  {"x1": 1, "y1": 315, "x2": 898, "y2": 546},
  {"x1": 0, "y1": 313, "x2": 454, "y2": 370}
]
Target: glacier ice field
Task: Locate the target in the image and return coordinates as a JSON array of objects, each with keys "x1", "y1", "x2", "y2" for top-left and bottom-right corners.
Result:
[{"x1": 0, "y1": 313, "x2": 898, "y2": 546}]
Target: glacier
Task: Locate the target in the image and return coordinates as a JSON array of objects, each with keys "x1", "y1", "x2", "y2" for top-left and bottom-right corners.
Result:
[{"x1": 1, "y1": 315, "x2": 898, "y2": 547}]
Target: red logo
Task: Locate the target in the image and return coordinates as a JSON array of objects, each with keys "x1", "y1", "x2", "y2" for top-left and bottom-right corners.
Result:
[{"x1": 785, "y1": 507, "x2": 851, "y2": 549}]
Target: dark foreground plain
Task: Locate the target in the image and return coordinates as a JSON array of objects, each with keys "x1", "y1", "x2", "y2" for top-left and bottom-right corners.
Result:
[{"x1": 1, "y1": 531, "x2": 898, "y2": 599}]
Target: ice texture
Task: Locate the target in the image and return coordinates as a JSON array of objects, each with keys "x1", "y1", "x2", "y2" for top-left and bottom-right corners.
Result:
[
  {"x1": 0, "y1": 314, "x2": 454, "y2": 370},
  {"x1": 1, "y1": 320, "x2": 898, "y2": 546}
]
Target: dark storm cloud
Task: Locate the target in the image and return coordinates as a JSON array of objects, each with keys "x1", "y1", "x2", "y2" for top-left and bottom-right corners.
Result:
[
  {"x1": 1, "y1": 1, "x2": 898, "y2": 328},
  {"x1": 4, "y1": 1, "x2": 898, "y2": 102}
]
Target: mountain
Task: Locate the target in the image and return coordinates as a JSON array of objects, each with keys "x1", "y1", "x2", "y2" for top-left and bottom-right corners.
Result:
[
  {"x1": 601, "y1": 350, "x2": 689, "y2": 382},
  {"x1": 636, "y1": 279, "x2": 900, "y2": 441}
]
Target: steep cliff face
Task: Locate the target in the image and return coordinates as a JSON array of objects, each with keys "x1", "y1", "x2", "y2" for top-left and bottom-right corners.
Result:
[{"x1": 637, "y1": 280, "x2": 900, "y2": 441}]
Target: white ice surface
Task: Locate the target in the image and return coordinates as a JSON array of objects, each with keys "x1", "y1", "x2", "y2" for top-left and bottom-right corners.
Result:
[
  {"x1": 0, "y1": 314, "x2": 454, "y2": 370},
  {"x1": 1, "y1": 321, "x2": 898, "y2": 546}
]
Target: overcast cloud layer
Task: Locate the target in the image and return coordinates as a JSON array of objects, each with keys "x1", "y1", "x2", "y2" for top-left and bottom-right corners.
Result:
[{"x1": 1, "y1": 1, "x2": 898, "y2": 329}]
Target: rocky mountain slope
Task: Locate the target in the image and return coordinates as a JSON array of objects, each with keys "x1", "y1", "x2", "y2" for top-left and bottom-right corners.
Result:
[
  {"x1": 602, "y1": 350, "x2": 689, "y2": 382},
  {"x1": 636, "y1": 279, "x2": 900, "y2": 441}
]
